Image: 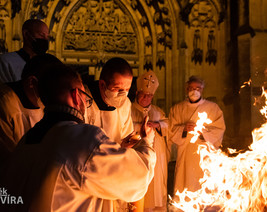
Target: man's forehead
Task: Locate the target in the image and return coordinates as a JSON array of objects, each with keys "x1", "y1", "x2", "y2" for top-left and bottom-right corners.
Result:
[
  {"x1": 188, "y1": 81, "x2": 203, "y2": 87},
  {"x1": 29, "y1": 23, "x2": 49, "y2": 35},
  {"x1": 109, "y1": 73, "x2": 132, "y2": 84}
]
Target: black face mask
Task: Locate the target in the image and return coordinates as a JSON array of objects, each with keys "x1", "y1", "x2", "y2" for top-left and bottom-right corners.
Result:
[{"x1": 31, "y1": 38, "x2": 49, "y2": 55}]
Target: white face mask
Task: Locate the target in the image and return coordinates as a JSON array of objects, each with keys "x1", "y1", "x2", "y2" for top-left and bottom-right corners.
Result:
[
  {"x1": 104, "y1": 89, "x2": 128, "y2": 108},
  {"x1": 188, "y1": 90, "x2": 201, "y2": 102}
]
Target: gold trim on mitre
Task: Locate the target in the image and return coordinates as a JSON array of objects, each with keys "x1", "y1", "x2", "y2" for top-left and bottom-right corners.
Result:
[{"x1": 136, "y1": 70, "x2": 159, "y2": 94}]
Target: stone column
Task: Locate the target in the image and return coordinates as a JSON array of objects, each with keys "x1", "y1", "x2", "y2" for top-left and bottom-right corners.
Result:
[{"x1": 231, "y1": 0, "x2": 253, "y2": 149}]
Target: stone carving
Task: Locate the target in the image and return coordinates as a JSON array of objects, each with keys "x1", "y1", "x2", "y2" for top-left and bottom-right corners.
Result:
[
  {"x1": 40, "y1": 5, "x2": 48, "y2": 17},
  {"x1": 161, "y1": 7, "x2": 168, "y2": 15},
  {"x1": 163, "y1": 17, "x2": 171, "y2": 26},
  {"x1": 187, "y1": 1, "x2": 220, "y2": 65},
  {"x1": 0, "y1": 17, "x2": 7, "y2": 53},
  {"x1": 0, "y1": 8, "x2": 8, "y2": 19},
  {"x1": 145, "y1": 36, "x2": 152, "y2": 47},
  {"x1": 63, "y1": 0, "x2": 137, "y2": 54},
  {"x1": 191, "y1": 29, "x2": 203, "y2": 65},
  {"x1": 157, "y1": 51, "x2": 165, "y2": 69},
  {"x1": 63, "y1": 0, "x2": 71, "y2": 6},
  {"x1": 205, "y1": 30, "x2": 217, "y2": 65},
  {"x1": 153, "y1": 11, "x2": 161, "y2": 25},
  {"x1": 145, "y1": 0, "x2": 152, "y2": 6},
  {"x1": 131, "y1": 0, "x2": 138, "y2": 10},
  {"x1": 54, "y1": 11, "x2": 61, "y2": 23},
  {"x1": 144, "y1": 54, "x2": 152, "y2": 70},
  {"x1": 11, "y1": 0, "x2": 21, "y2": 18},
  {"x1": 179, "y1": 2, "x2": 194, "y2": 25},
  {"x1": 189, "y1": 1, "x2": 216, "y2": 28},
  {"x1": 140, "y1": 16, "x2": 147, "y2": 27},
  {"x1": 157, "y1": 31, "x2": 165, "y2": 44}
]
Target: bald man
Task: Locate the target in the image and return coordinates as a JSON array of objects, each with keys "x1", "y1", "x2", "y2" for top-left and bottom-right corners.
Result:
[{"x1": 0, "y1": 19, "x2": 49, "y2": 83}]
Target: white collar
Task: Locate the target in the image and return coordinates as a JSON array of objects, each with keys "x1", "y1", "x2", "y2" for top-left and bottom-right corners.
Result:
[{"x1": 133, "y1": 100, "x2": 151, "y2": 115}]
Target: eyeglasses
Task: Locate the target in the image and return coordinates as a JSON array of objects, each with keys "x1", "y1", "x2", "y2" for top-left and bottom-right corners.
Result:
[
  {"x1": 77, "y1": 88, "x2": 93, "y2": 108},
  {"x1": 138, "y1": 92, "x2": 154, "y2": 98},
  {"x1": 188, "y1": 86, "x2": 202, "y2": 92}
]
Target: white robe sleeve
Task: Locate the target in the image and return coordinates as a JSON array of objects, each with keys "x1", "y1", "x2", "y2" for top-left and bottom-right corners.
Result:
[
  {"x1": 120, "y1": 99, "x2": 134, "y2": 139},
  {"x1": 202, "y1": 103, "x2": 226, "y2": 149},
  {"x1": 168, "y1": 105, "x2": 186, "y2": 146},
  {"x1": 155, "y1": 106, "x2": 168, "y2": 137},
  {"x1": 81, "y1": 135, "x2": 156, "y2": 202}
]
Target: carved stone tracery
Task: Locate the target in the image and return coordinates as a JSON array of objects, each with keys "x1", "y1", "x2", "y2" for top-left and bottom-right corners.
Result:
[
  {"x1": 186, "y1": 0, "x2": 219, "y2": 65},
  {"x1": 63, "y1": 0, "x2": 137, "y2": 54}
]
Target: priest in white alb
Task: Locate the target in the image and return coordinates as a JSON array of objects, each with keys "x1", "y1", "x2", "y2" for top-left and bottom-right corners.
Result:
[
  {"x1": 131, "y1": 70, "x2": 169, "y2": 211},
  {"x1": 169, "y1": 75, "x2": 226, "y2": 193}
]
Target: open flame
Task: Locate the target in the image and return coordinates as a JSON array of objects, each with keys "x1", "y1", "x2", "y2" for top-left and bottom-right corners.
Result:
[
  {"x1": 189, "y1": 112, "x2": 212, "y2": 144},
  {"x1": 170, "y1": 89, "x2": 267, "y2": 212},
  {"x1": 239, "y1": 79, "x2": 252, "y2": 94}
]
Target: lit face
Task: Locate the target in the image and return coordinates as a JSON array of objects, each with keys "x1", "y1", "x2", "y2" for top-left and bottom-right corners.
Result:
[
  {"x1": 106, "y1": 73, "x2": 133, "y2": 92},
  {"x1": 99, "y1": 72, "x2": 133, "y2": 107},
  {"x1": 137, "y1": 91, "x2": 153, "y2": 108}
]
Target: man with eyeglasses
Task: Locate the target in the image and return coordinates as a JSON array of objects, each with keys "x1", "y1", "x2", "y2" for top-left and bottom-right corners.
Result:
[
  {"x1": 169, "y1": 75, "x2": 225, "y2": 194},
  {"x1": 0, "y1": 19, "x2": 49, "y2": 83},
  {"x1": 0, "y1": 64, "x2": 156, "y2": 212},
  {"x1": 131, "y1": 70, "x2": 169, "y2": 211}
]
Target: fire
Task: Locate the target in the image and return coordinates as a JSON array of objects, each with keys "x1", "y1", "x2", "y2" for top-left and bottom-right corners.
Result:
[
  {"x1": 169, "y1": 89, "x2": 267, "y2": 212},
  {"x1": 239, "y1": 79, "x2": 252, "y2": 94},
  {"x1": 189, "y1": 112, "x2": 212, "y2": 144}
]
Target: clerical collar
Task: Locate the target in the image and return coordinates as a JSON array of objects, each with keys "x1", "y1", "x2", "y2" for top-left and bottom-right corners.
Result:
[
  {"x1": 88, "y1": 81, "x2": 116, "y2": 111},
  {"x1": 133, "y1": 100, "x2": 151, "y2": 115},
  {"x1": 7, "y1": 81, "x2": 39, "y2": 109},
  {"x1": 16, "y1": 48, "x2": 31, "y2": 62},
  {"x1": 44, "y1": 105, "x2": 85, "y2": 123}
]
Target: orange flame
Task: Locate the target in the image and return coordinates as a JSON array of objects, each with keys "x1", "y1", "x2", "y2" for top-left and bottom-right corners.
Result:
[
  {"x1": 239, "y1": 79, "x2": 251, "y2": 94},
  {"x1": 189, "y1": 112, "x2": 212, "y2": 144},
  {"x1": 170, "y1": 88, "x2": 267, "y2": 212}
]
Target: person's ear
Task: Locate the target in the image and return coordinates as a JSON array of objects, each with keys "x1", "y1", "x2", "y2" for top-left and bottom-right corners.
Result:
[
  {"x1": 23, "y1": 29, "x2": 32, "y2": 43},
  {"x1": 71, "y1": 88, "x2": 79, "y2": 106}
]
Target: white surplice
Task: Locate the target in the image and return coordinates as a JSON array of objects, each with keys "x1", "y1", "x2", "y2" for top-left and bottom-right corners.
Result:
[
  {"x1": 86, "y1": 89, "x2": 133, "y2": 145},
  {"x1": 0, "y1": 83, "x2": 43, "y2": 163},
  {"x1": 85, "y1": 86, "x2": 134, "y2": 211}
]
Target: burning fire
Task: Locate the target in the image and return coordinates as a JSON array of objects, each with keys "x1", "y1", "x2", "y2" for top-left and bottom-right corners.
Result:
[
  {"x1": 170, "y1": 89, "x2": 267, "y2": 212},
  {"x1": 189, "y1": 112, "x2": 212, "y2": 144},
  {"x1": 239, "y1": 79, "x2": 252, "y2": 94}
]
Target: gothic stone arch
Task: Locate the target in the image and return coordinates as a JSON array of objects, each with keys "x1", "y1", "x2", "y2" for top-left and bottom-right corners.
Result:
[{"x1": 21, "y1": 0, "x2": 179, "y2": 112}]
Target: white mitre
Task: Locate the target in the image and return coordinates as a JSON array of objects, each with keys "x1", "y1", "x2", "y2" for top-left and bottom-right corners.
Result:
[{"x1": 136, "y1": 70, "x2": 159, "y2": 94}]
